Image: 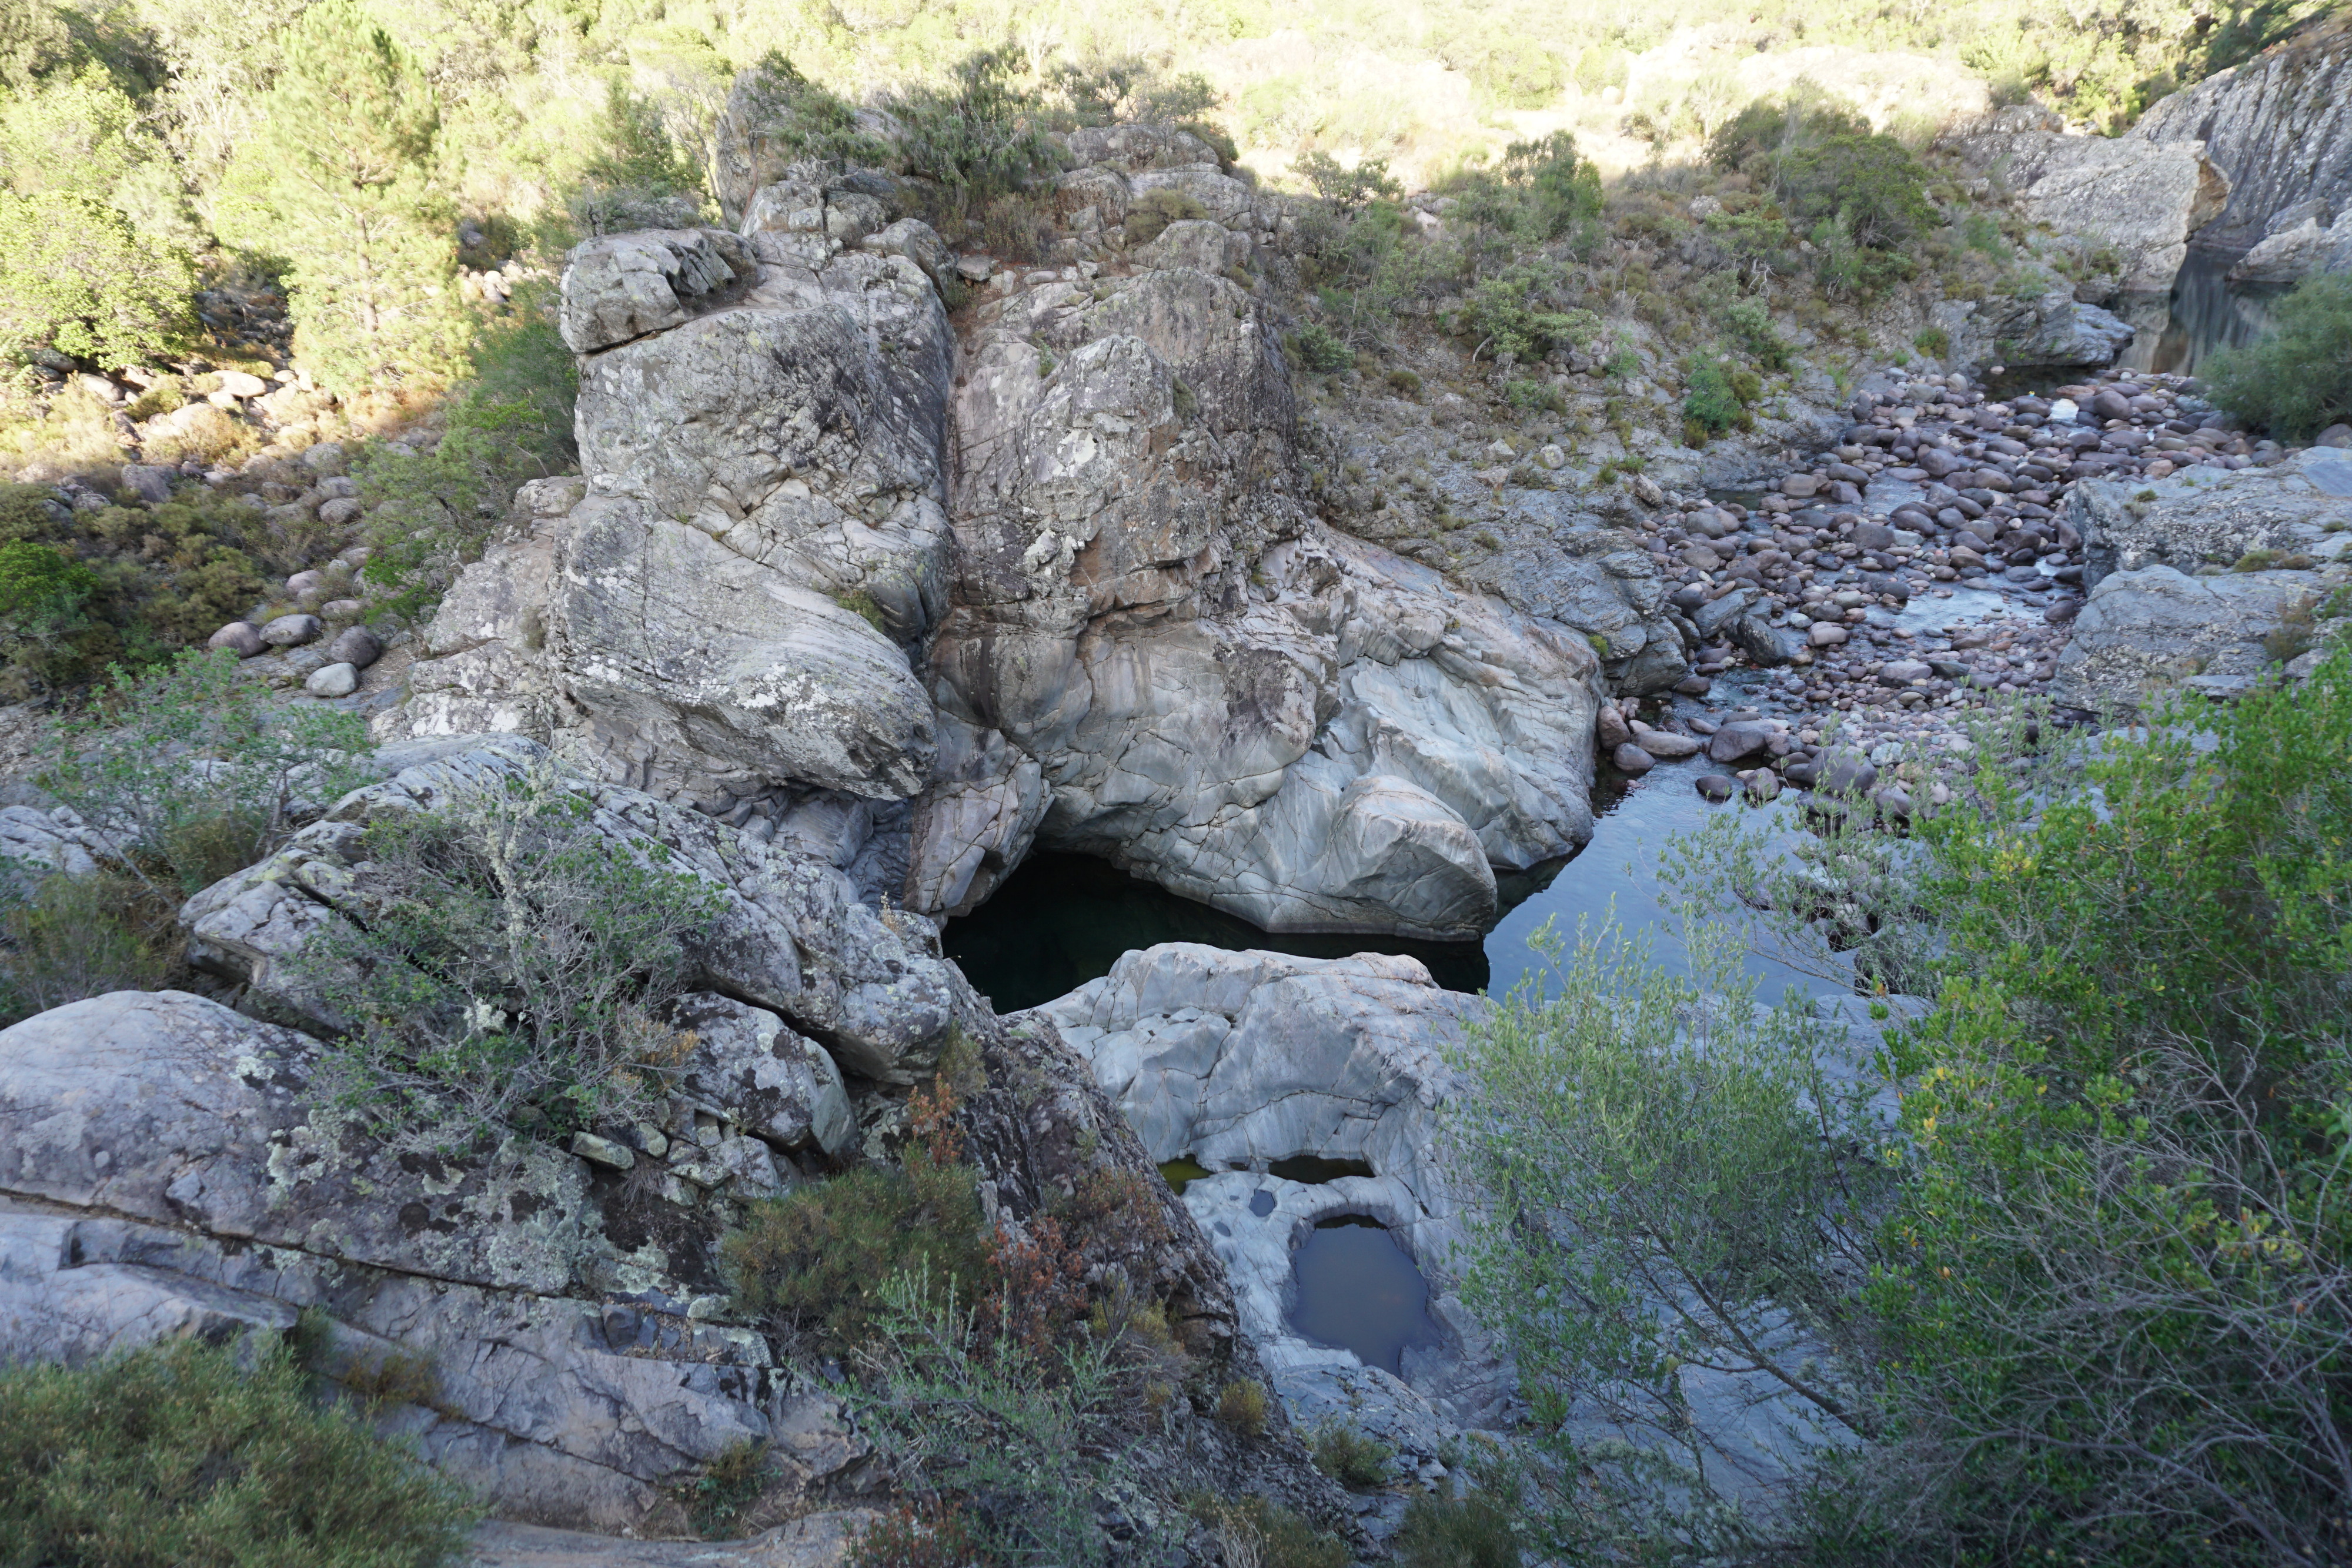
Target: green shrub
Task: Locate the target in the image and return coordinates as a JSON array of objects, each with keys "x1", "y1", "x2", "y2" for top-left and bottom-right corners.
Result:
[
  {"x1": 1287, "y1": 320, "x2": 1355, "y2": 373},
  {"x1": 1214, "y1": 1376, "x2": 1268, "y2": 1436},
  {"x1": 42, "y1": 649, "x2": 375, "y2": 898},
  {"x1": 1294, "y1": 151, "x2": 1402, "y2": 212},
  {"x1": 1122, "y1": 186, "x2": 1208, "y2": 246},
  {"x1": 679, "y1": 1439, "x2": 770, "y2": 1540},
  {"x1": 1681, "y1": 353, "x2": 1743, "y2": 437},
  {"x1": 0, "y1": 867, "x2": 179, "y2": 1027},
  {"x1": 727, "y1": 1080, "x2": 997, "y2": 1349},
  {"x1": 882, "y1": 46, "x2": 1058, "y2": 236},
  {"x1": 298, "y1": 760, "x2": 723, "y2": 1148},
  {"x1": 359, "y1": 284, "x2": 576, "y2": 623},
  {"x1": 1722, "y1": 296, "x2": 1791, "y2": 372},
  {"x1": 0, "y1": 189, "x2": 195, "y2": 373},
  {"x1": 2201, "y1": 270, "x2": 2352, "y2": 441},
  {"x1": 0, "y1": 1338, "x2": 476, "y2": 1568},
  {"x1": 1913, "y1": 325, "x2": 1952, "y2": 359},
  {"x1": 1394, "y1": 1490, "x2": 1519, "y2": 1568},
  {"x1": 1308, "y1": 1420, "x2": 1393, "y2": 1488},
  {"x1": 843, "y1": 1268, "x2": 1150, "y2": 1568},
  {"x1": 1190, "y1": 1495, "x2": 1347, "y2": 1568}
]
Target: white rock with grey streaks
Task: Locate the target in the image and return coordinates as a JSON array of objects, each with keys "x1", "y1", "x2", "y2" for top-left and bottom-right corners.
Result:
[{"x1": 1034, "y1": 943, "x2": 1509, "y2": 1426}]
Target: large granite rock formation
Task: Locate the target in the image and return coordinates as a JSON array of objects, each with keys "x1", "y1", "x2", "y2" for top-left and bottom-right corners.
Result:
[
  {"x1": 389, "y1": 133, "x2": 1605, "y2": 942},
  {"x1": 2052, "y1": 448, "x2": 2352, "y2": 714},
  {"x1": 1954, "y1": 128, "x2": 2230, "y2": 295},
  {"x1": 2, "y1": 740, "x2": 1346, "y2": 1534},
  {"x1": 2128, "y1": 11, "x2": 2352, "y2": 270}
]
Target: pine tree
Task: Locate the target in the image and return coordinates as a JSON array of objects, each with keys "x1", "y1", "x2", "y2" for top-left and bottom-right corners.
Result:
[{"x1": 213, "y1": 0, "x2": 466, "y2": 392}]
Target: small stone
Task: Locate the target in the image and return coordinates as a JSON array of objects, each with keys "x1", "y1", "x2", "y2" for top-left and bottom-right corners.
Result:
[
  {"x1": 1695, "y1": 773, "x2": 1738, "y2": 803},
  {"x1": 1612, "y1": 741, "x2": 1655, "y2": 773},
  {"x1": 120, "y1": 463, "x2": 174, "y2": 505},
  {"x1": 2317, "y1": 423, "x2": 2352, "y2": 449},
  {"x1": 570, "y1": 1131, "x2": 635, "y2": 1169},
  {"x1": 318, "y1": 496, "x2": 364, "y2": 526},
  {"x1": 1780, "y1": 473, "x2": 1820, "y2": 498},
  {"x1": 1818, "y1": 754, "x2": 1879, "y2": 797},
  {"x1": 954, "y1": 253, "x2": 995, "y2": 282},
  {"x1": 1880, "y1": 659, "x2": 1933, "y2": 686},
  {"x1": 1633, "y1": 723, "x2": 1700, "y2": 759},
  {"x1": 300, "y1": 442, "x2": 348, "y2": 476},
  {"x1": 319, "y1": 598, "x2": 365, "y2": 618},
  {"x1": 206, "y1": 621, "x2": 263, "y2": 658},
  {"x1": 1596, "y1": 706, "x2": 1632, "y2": 748},
  {"x1": 215, "y1": 370, "x2": 268, "y2": 397},
  {"x1": 1743, "y1": 770, "x2": 1783, "y2": 803},
  {"x1": 259, "y1": 613, "x2": 321, "y2": 647},
  {"x1": 303, "y1": 661, "x2": 358, "y2": 698},
  {"x1": 1707, "y1": 721, "x2": 1773, "y2": 763},
  {"x1": 1536, "y1": 443, "x2": 1566, "y2": 470},
  {"x1": 1810, "y1": 622, "x2": 1849, "y2": 646},
  {"x1": 326, "y1": 626, "x2": 382, "y2": 668},
  {"x1": 286, "y1": 570, "x2": 325, "y2": 598}
]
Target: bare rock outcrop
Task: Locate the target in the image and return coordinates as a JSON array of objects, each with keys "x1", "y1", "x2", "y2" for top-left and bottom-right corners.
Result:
[
  {"x1": 1955, "y1": 129, "x2": 2230, "y2": 294},
  {"x1": 390, "y1": 133, "x2": 1605, "y2": 942},
  {"x1": 2127, "y1": 11, "x2": 2352, "y2": 270}
]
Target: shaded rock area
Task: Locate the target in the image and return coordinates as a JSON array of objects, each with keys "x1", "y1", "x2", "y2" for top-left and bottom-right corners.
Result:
[{"x1": 0, "y1": 737, "x2": 1347, "y2": 1539}]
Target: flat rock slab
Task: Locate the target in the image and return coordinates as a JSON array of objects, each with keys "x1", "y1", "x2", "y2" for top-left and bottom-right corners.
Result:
[{"x1": 472, "y1": 1513, "x2": 877, "y2": 1568}]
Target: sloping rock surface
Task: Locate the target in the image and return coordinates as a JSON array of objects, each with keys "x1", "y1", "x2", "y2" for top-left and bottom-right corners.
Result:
[
  {"x1": 2070, "y1": 446, "x2": 2352, "y2": 584},
  {"x1": 2128, "y1": 12, "x2": 2352, "y2": 260},
  {"x1": 1955, "y1": 129, "x2": 2229, "y2": 292}
]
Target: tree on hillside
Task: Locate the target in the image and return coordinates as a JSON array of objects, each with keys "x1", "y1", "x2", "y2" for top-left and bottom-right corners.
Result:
[
  {"x1": 0, "y1": 188, "x2": 193, "y2": 371},
  {"x1": 213, "y1": 0, "x2": 466, "y2": 393}
]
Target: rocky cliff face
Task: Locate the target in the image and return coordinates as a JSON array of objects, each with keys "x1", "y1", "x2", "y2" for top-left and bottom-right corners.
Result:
[
  {"x1": 387, "y1": 129, "x2": 1609, "y2": 942},
  {"x1": 1953, "y1": 122, "x2": 2231, "y2": 296},
  {"x1": 2127, "y1": 11, "x2": 2352, "y2": 278},
  {"x1": 0, "y1": 737, "x2": 1346, "y2": 1534}
]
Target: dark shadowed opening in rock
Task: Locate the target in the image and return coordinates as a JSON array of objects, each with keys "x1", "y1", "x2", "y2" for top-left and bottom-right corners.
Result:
[
  {"x1": 1268, "y1": 1155, "x2": 1376, "y2": 1184},
  {"x1": 1288, "y1": 1215, "x2": 1444, "y2": 1376},
  {"x1": 1158, "y1": 1156, "x2": 1212, "y2": 1194},
  {"x1": 941, "y1": 851, "x2": 1490, "y2": 1012}
]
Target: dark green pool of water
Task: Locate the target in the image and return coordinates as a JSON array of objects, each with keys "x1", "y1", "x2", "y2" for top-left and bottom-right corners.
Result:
[
  {"x1": 1288, "y1": 1216, "x2": 1444, "y2": 1375},
  {"x1": 943, "y1": 851, "x2": 1495, "y2": 1013}
]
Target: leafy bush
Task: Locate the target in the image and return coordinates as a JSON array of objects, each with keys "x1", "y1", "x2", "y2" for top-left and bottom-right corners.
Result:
[
  {"x1": 1393, "y1": 1489, "x2": 1519, "y2": 1568},
  {"x1": 299, "y1": 758, "x2": 723, "y2": 1149},
  {"x1": 42, "y1": 649, "x2": 375, "y2": 897},
  {"x1": 1308, "y1": 1420, "x2": 1393, "y2": 1488},
  {"x1": 2201, "y1": 270, "x2": 2352, "y2": 442},
  {"x1": 881, "y1": 47, "x2": 1058, "y2": 236},
  {"x1": 843, "y1": 1267, "x2": 1162, "y2": 1568},
  {"x1": 1442, "y1": 916, "x2": 1885, "y2": 1554},
  {"x1": 1294, "y1": 151, "x2": 1402, "y2": 212},
  {"x1": 0, "y1": 189, "x2": 195, "y2": 374},
  {"x1": 570, "y1": 75, "x2": 712, "y2": 238},
  {"x1": 1722, "y1": 296, "x2": 1791, "y2": 372},
  {"x1": 1287, "y1": 320, "x2": 1355, "y2": 373},
  {"x1": 1189, "y1": 1494, "x2": 1348, "y2": 1568},
  {"x1": 727, "y1": 1151, "x2": 996, "y2": 1350},
  {"x1": 0, "y1": 867, "x2": 178, "y2": 1027},
  {"x1": 1215, "y1": 1376, "x2": 1268, "y2": 1437},
  {"x1": 1681, "y1": 353, "x2": 1745, "y2": 440},
  {"x1": 0, "y1": 1338, "x2": 476, "y2": 1568}
]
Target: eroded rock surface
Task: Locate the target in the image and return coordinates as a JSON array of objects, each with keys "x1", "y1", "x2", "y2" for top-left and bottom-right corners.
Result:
[
  {"x1": 392, "y1": 138, "x2": 1605, "y2": 941},
  {"x1": 1033, "y1": 943, "x2": 1511, "y2": 1437},
  {"x1": 1956, "y1": 129, "x2": 2230, "y2": 294}
]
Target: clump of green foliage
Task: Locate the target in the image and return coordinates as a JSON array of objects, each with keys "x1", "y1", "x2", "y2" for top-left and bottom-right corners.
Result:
[
  {"x1": 2201, "y1": 270, "x2": 2352, "y2": 442},
  {"x1": 0, "y1": 1338, "x2": 477, "y2": 1568},
  {"x1": 356, "y1": 281, "x2": 576, "y2": 621},
  {"x1": 299, "y1": 757, "x2": 723, "y2": 1149},
  {"x1": 1308, "y1": 1420, "x2": 1394, "y2": 1488},
  {"x1": 1708, "y1": 94, "x2": 1935, "y2": 299},
  {"x1": 1188, "y1": 1493, "x2": 1348, "y2": 1568},
  {"x1": 213, "y1": 1, "x2": 468, "y2": 392},
  {"x1": 726, "y1": 1129, "x2": 997, "y2": 1350},
  {"x1": 1449, "y1": 654, "x2": 2352, "y2": 1563},
  {"x1": 1122, "y1": 186, "x2": 1208, "y2": 246},
  {"x1": 1681, "y1": 354, "x2": 1746, "y2": 442},
  {"x1": 43, "y1": 648, "x2": 376, "y2": 896},
  {"x1": 1394, "y1": 1489, "x2": 1520, "y2": 1568},
  {"x1": 881, "y1": 46, "x2": 1060, "y2": 241},
  {"x1": 0, "y1": 189, "x2": 194, "y2": 375},
  {"x1": 1287, "y1": 320, "x2": 1355, "y2": 373}
]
